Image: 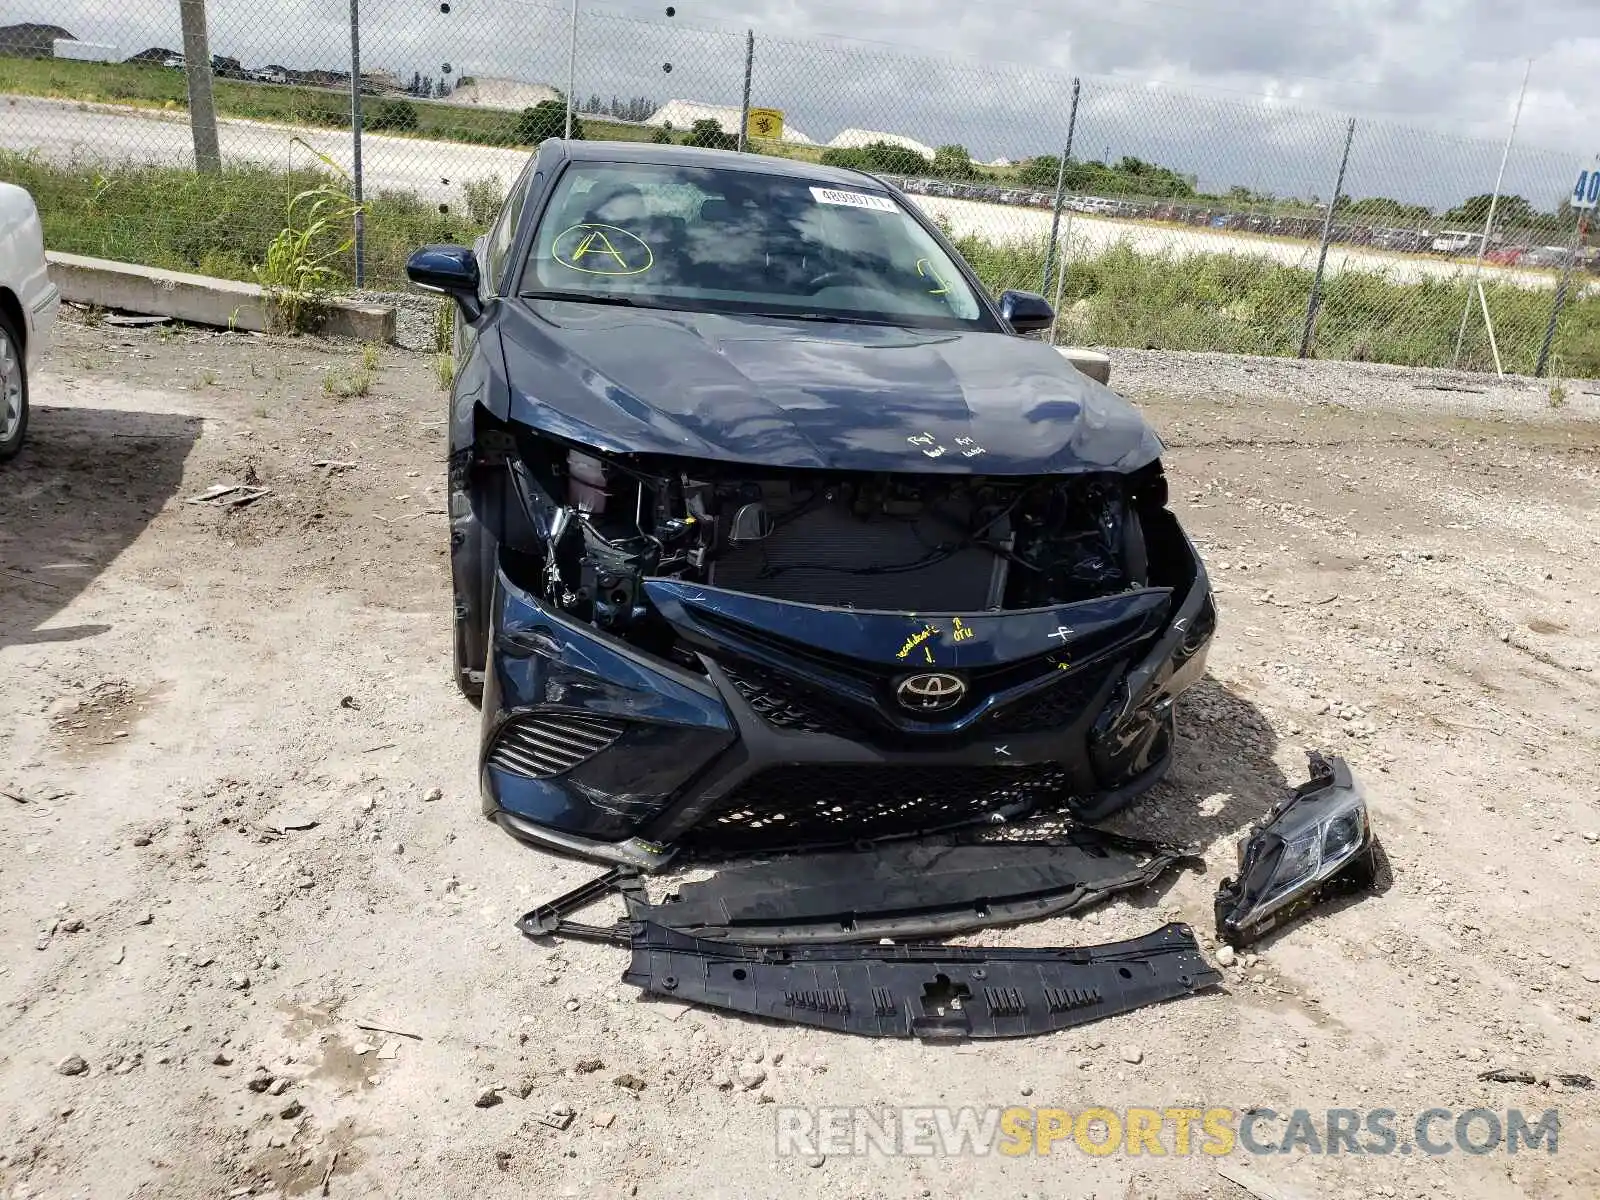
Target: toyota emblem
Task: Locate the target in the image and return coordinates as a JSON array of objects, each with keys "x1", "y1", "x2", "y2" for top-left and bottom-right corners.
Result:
[{"x1": 895, "y1": 671, "x2": 967, "y2": 713}]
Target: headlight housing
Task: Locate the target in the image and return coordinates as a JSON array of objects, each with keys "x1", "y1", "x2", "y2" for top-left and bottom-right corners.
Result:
[{"x1": 1214, "y1": 752, "x2": 1376, "y2": 947}]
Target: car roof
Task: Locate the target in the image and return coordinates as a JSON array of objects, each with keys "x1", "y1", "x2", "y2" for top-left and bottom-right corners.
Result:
[{"x1": 555, "y1": 139, "x2": 889, "y2": 189}]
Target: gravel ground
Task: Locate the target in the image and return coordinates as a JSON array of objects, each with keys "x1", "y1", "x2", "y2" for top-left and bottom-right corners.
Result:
[
  {"x1": 348, "y1": 290, "x2": 448, "y2": 354},
  {"x1": 3, "y1": 317, "x2": 1599, "y2": 1199}
]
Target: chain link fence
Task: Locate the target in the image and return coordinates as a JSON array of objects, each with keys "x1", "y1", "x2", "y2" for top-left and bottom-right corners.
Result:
[{"x1": 2, "y1": 1, "x2": 1596, "y2": 376}]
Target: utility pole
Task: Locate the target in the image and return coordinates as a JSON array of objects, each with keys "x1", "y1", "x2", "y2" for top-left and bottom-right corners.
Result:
[{"x1": 177, "y1": 0, "x2": 221, "y2": 173}]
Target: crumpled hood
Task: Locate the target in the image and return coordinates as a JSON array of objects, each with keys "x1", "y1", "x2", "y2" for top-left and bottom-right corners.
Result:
[{"x1": 496, "y1": 298, "x2": 1162, "y2": 474}]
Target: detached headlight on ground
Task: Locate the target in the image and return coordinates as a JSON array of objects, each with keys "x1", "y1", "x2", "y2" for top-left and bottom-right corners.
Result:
[{"x1": 1215, "y1": 752, "x2": 1377, "y2": 947}]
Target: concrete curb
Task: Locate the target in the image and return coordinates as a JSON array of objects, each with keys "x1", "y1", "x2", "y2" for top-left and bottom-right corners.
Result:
[
  {"x1": 45, "y1": 252, "x2": 396, "y2": 344},
  {"x1": 1057, "y1": 346, "x2": 1112, "y2": 384}
]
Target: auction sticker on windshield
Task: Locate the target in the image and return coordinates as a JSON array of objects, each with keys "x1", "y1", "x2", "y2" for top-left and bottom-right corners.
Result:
[{"x1": 810, "y1": 187, "x2": 899, "y2": 213}]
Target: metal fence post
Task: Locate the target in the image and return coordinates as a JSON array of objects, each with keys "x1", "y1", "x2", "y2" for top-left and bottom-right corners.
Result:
[
  {"x1": 738, "y1": 30, "x2": 754, "y2": 152},
  {"x1": 564, "y1": 0, "x2": 578, "y2": 139},
  {"x1": 1535, "y1": 204, "x2": 1590, "y2": 377},
  {"x1": 177, "y1": 0, "x2": 220, "y2": 173},
  {"x1": 1451, "y1": 58, "x2": 1531, "y2": 368},
  {"x1": 1040, "y1": 78, "x2": 1080, "y2": 297},
  {"x1": 1299, "y1": 117, "x2": 1356, "y2": 359},
  {"x1": 348, "y1": 0, "x2": 365, "y2": 288}
]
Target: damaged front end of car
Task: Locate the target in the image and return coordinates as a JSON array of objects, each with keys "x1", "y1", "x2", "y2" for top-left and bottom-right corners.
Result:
[{"x1": 464, "y1": 409, "x2": 1215, "y2": 867}]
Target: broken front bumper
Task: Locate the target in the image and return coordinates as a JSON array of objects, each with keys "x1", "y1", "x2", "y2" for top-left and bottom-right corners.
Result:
[{"x1": 481, "y1": 536, "x2": 1213, "y2": 866}]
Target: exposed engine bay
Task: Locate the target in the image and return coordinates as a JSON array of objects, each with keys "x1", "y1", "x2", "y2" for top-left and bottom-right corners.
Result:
[{"x1": 479, "y1": 424, "x2": 1177, "y2": 639}]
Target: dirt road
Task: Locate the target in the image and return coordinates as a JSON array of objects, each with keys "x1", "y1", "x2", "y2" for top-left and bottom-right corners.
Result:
[{"x1": 2, "y1": 319, "x2": 1598, "y2": 1199}]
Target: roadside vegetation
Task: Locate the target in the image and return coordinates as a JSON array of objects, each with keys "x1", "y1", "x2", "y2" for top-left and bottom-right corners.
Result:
[
  {"x1": 957, "y1": 232, "x2": 1600, "y2": 376},
  {"x1": 6, "y1": 151, "x2": 1595, "y2": 375}
]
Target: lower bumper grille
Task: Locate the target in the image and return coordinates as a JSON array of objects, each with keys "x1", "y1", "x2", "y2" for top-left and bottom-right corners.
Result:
[
  {"x1": 487, "y1": 711, "x2": 626, "y2": 778},
  {"x1": 688, "y1": 764, "x2": 1073, "y2": 852}
]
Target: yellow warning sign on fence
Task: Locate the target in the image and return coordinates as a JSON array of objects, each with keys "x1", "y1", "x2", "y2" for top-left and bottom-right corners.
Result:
[{"x1": 746, "y1": 107, "x2": 784, "y2": 142}]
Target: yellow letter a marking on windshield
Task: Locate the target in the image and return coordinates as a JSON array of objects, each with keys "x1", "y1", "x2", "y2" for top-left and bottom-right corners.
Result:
[{"x1": 573, "y1": 227, "x2": 631, "y2": 270}]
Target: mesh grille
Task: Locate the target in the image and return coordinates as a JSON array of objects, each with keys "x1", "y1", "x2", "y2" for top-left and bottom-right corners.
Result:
[
  {"x1": 486, "y1": 711, "x2": 626, "y2": 778},
  {"x1": 718, "y1": 660, "x2": 866, "y2": 738},
  {"x1": 688, "y1": 764, "x2": 1073, "y2": 852},
  {"x1": 984, "y1": 664, "x2": 1115, "y2": 733}
]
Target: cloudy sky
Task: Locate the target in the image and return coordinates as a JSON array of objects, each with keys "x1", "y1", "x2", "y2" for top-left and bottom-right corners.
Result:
[{"x1": 17, "y1": 0, "x2": 1596, "y2": 208}]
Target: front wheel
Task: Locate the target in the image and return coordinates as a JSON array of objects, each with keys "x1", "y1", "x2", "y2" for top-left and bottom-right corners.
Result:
[{"x1": 0, "y1": 312, "x2": 28, "y2": 462}]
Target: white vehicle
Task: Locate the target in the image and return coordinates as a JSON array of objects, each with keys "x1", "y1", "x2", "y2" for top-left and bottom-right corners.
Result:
[
  {"x1": 1430, "y1": 230, "x2": 1484, "y2": 255},
  {"x1": 0, "y1": 183, "x2": 60, "y2": 460},
  {"x1": 51, "y1": 38, "x2": 119, "y2": 64}
]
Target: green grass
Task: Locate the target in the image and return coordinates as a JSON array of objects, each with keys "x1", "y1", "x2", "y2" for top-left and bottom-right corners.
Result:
[
  {"x1": 1, "y1": 150, "x2": 482, "y2": 288},
  {"x1": 956, "y1": 233, "x2": 1600, "y2": 377},
  {"x1": 4, "y1": 151, "x2": 1595, "y2": 376}
]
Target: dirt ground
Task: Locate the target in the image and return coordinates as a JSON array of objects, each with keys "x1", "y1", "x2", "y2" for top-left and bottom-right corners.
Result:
[{"x1": 2, "y1": 318, "x2": 1599, "y2": 1200}]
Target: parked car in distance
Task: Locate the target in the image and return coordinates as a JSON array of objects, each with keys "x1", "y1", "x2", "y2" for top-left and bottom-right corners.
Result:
[
  {"x1": 1430, "y1": 230, "x2": 1483, "y2": 255},
  {"x1": 0, "y1": 182, "x2": 60, "y2": 460},
  {"x1": 1518, "y1": 245, "x2": 1570, "y2": 269}
]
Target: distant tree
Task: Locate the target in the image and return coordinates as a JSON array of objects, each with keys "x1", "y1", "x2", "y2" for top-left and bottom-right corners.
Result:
[
  {"x1": 1445, "y1": 193, "x2": 1538, "y2": 228},
  {"x1": 931, "y1": 144, "x2": 977, "y2": 180},
  {"x1": 1344, "y1": 196, "x2": 1433, "y2": 224},
  {"x1": 1015, "y1": 154, "x2": 1062, "y2": 189},
  {"x1": 819, "y1": 147, "x2": 870, "y2": 170},
  {"x1": 516, "y1": 99, "x2": 580, "y2": 143},
  {"x1": 860, "y1": 140, "x2": 928, "y2": 175},
  {"x1": 683, "y1": 118, "x2": 738, "y2": 150}
]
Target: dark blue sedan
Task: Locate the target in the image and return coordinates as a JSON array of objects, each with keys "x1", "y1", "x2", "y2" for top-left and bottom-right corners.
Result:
[{"x1": 407, "y1": 140, "x2": 1214, "y2": 869}]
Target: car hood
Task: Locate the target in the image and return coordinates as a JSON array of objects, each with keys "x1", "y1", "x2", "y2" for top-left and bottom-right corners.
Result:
[{"x1": 496, "y1": 299, "x2": 1161, "y2": 474}]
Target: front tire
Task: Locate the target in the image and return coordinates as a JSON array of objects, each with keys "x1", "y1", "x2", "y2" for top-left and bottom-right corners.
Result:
[{"x1": 0, "y1": 311, "x2": 28, "y2": 462}]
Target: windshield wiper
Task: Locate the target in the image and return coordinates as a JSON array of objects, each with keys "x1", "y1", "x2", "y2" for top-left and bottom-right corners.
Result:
[
  {"x1": 519, "y1": 290, "x2": 641, "y2": 307},
  {"x1": 750, "y1": 311, "x2": 898, "y2": 326}
]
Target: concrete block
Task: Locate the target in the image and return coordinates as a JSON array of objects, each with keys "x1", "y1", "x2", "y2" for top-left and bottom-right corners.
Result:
[
  {"x1": 1057, "y1": 346, "x2": 1112, "y2": 384},
  {"x1": 45, "y1": 252, "x2": 395, "y2": 344}
]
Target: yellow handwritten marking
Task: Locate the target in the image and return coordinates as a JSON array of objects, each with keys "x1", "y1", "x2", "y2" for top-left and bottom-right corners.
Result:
[
  {"x1": 952, "y1": 616, "x2": 974, "y2": 643},
  {"x1": 925, "y1": 644, "x2": 934, "y2": 663},
  {"x1": 574, "y1": 229, "x2": 629, "y2": 269},
  {"x1": 552, "y1": 223, "x2": 655, "y2": 276},
  {"x1": 1050, "y1": 654, "x2": 1072, "y2": 671},
  {"x1": 916, "y1": 258, "x2": 951, "y2": 296},
  {"x1": 896, "y1": 625, "x2": 939, "y2": 660}
]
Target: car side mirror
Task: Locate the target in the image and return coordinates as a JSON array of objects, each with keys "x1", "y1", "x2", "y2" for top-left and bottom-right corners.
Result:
[
  {"x1": 998, "y1": 289, "x2": 1054, "y2": 334},
  {"x1": 406, "y1": 244, "x2": 483, "y2": 321}
]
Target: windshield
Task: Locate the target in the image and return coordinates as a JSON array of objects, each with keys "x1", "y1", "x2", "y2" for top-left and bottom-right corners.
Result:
[{"x1": 519, "y1": 160, "x2": 992, "y2": 330}]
